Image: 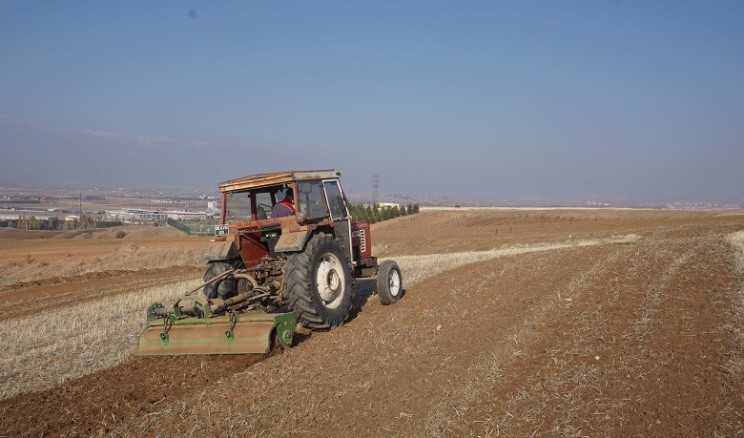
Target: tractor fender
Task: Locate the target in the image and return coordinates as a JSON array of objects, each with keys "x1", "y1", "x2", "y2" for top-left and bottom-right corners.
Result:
[
  {"x1": 275, "y1": 229, "x2": 311, "y2": 253},
  {"x1": 204, "y1": 239, "x2": 240, "y2": 262}
]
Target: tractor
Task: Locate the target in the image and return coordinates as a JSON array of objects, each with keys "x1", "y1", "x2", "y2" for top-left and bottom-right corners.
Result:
[{"x1": 137, "y1": 170, "x2": 403, "y2": 355}]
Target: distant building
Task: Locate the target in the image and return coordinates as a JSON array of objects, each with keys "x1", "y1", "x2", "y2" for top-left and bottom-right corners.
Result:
[
  {"x1": 105, "y1": 209, "x2": 167, "y2": 223},
  {"x1": 104, "y1": 208, "x2": 215, "y2": 223},
  {"x1": 163, "y1": 210, "x2": 209, "y2": 220},
  {"x1": 378, "y1": 202, "x2": 401, "y2": 208}
]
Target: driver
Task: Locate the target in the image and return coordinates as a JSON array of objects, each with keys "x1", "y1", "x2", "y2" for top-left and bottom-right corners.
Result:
[{"x1": 271, "y1": 188, "x2": 296, "y2": 218}]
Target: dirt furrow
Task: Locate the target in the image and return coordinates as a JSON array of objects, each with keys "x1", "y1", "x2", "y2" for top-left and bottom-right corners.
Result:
[
  {"x1": 1, "y1": 214, "x2": 743, "y2": 437},
  {"x1": 0, "y1": 356, "x2": 264, "y2": 437},
  {"x1": 0, "y1": 266, "x2": 202, "y2": 321},
  {"x1": 114, "y1": 244, "x2": 635, "y2": 437},
  {"x1": 459, "y1": 232, "x2": 744, "y2": 436}
]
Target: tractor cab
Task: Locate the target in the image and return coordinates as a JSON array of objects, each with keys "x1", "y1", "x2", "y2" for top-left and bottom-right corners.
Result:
[{"x1": 212, "y1": 170, "x2": 359, "y2": 267}]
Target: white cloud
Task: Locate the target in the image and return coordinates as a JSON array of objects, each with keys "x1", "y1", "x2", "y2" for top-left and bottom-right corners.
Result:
[
  {"x1": 56, "y1": 128, "x2": 122, "y2": 139},
  {"x1": 133, "y1": 134, "x2": 175, "y2": 146}
]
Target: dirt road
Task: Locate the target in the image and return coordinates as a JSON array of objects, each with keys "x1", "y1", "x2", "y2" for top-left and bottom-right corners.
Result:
[{"x1": 1, "y1": 210, "x2": 743, "y2": 437}]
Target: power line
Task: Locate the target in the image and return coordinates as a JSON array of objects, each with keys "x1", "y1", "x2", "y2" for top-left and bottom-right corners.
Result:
[{"x1": 372, "y1": 174, "x2": 380, "y2": 207}]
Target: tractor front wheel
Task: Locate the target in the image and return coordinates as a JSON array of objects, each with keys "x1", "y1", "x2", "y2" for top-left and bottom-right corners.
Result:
[
  {"x1": 377, "y1": 260, "x2": 403, "y2": 305},
  {"x1": 284, "y1": 233, "x2": 354, "y2": 330}
]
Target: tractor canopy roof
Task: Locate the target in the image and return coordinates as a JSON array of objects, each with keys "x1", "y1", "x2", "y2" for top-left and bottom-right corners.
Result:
[{"x1": 219, "y1": 169, "x2": 341, "y2": 193}]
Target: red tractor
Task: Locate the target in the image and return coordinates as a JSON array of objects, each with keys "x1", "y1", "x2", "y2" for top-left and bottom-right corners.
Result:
[{"x1": 138, "y1": 170, "x2": 403, "y2": 355}]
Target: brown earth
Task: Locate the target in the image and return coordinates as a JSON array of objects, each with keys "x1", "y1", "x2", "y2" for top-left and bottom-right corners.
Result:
[
  {"x1": 1, "y1": 209, "x2": 743, "y2": 437},
  {"x1": 0, "y1": 267, "x2": 202, "y2": 321}
]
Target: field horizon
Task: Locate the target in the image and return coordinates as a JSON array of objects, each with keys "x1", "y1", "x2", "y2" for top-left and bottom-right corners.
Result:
[{"x1": 2, "y1": 185, "x2": 743, "y2": 214}]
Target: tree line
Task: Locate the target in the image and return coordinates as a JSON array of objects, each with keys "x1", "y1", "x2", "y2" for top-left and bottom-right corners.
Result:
[
  {"x1": 0, "y1": 215, "x2": 123, "y2": 231},
  {"x1": 1, "y1": 204, "x2": 421, "y2": 230},
  {"x1": 349, "y1": 203, "x2": 419, "y2": 224}
]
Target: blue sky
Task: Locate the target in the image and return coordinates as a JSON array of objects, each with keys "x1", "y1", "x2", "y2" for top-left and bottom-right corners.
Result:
[{"x1": 1, "y1": 1, "x2": 742, "y2": 202}]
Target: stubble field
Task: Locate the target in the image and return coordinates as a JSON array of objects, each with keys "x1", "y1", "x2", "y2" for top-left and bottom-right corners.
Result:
[{"x1": 1, "y1": 208, "x2": 743, "y2": 437}]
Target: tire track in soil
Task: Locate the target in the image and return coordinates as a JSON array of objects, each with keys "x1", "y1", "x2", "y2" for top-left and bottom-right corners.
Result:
[
  {"x1": 116, "y1": 244, "x2": 636, "y2": 437},
  {"x1": 455, "y1": 234, "x2": 688, "y2": 436},
  {"x1": 458, "y1": 232, "x2": 744, "y2": 437},
  {"x1": 3, "y1": 229, "x2": 743, "y2": 437},
  {"x1": 115, "y1": 230, "x2": 743, "y2": 437},
  {"x1": 0, "y1": 240, "x2": 630, "y2": 437}
]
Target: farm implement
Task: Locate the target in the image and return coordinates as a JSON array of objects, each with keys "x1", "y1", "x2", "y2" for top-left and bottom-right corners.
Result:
[
  {"x1": 137, "y1": 276, "x2": 296, "y2": 355},
  {"x1": 137, "y1": 170, "x2": 403, "y2": 355}
]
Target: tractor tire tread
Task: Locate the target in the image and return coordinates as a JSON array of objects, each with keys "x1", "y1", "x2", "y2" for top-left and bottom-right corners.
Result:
[{"x1": 284, "y1": 233, "x2": 353, "y2": 330}]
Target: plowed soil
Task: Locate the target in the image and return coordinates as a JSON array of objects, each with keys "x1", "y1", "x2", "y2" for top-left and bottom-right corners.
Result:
[{"x1": 1, "y1": 209, "x2": 744, "y2": 437}]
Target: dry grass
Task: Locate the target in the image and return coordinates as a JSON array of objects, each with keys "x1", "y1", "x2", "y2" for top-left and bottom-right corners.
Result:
[
  {"x1": 184, "y1": 235, "x2": 642, "y2": 437},
  {"x1": 388, "y1": 234, "x2": 639, "y2": 287},
  {"x1": 435, "y1": 244, "x2": 629, "y2": 437},
  {"x1": 0, "y1": 279, "x2": 201, "y2": 400},
  {"x1": 71, "y1": 219, "x2": 741, "y2": 437},
  {"x1": 726, "y1": 231, "x2": 744, "y2": 274},
  {"x1": 0, "y1": 234, "x2": 640, "y2": 402},
  {"x1": 0, "y1": 225, "x2": 208, "y2": 287},
  {"x1": 0, "y1": 244, "x2": 203, "y2": 287},
  {"x1": 79, "y1": 243, "x2": 203, "y2": 273},
  {"x1": 724, "y1": 231, "x2": 744, "y2": 379},
  {"x1": 3, "y1": 210, "x2": 744, "y2": 438},
  {"x1": 457, "y1": 233, "x2": 744, "y2": 437}
]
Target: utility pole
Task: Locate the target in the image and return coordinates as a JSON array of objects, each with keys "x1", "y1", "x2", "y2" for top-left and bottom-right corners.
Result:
[
  {"x1": 78, "y1": 190, "x2": 82, "y2": 218},
  {"x1": 372, "y1": 174, "x2": 380, "y2": 207}
]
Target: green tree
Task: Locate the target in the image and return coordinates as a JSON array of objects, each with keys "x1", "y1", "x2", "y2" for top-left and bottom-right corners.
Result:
[
  {"x1": 27, "y1": 216, "x2": 41, "y2": 230},
  {"x1": 373, "y1": 209, "x2": 382, "y2": 223},
  {"x1": 392, "y1": 205, "x2": 400, "y2": 218}
]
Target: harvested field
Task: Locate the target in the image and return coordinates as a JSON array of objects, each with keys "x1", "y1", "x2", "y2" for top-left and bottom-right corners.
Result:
[{"x1": 1, "y1": 209, "x2": 743, "y2": 437}]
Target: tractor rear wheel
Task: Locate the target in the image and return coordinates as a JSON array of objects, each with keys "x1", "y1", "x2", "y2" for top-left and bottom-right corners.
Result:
[
  {"x1": 377, "y1": 260, "x2": 403, "y2": 304},
  {"x1": 203, "y1": 261, "x2": 237, "y2": 299},
  {"x1": 284, "y1": 233, "x2": 354, "y2": 330}
]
